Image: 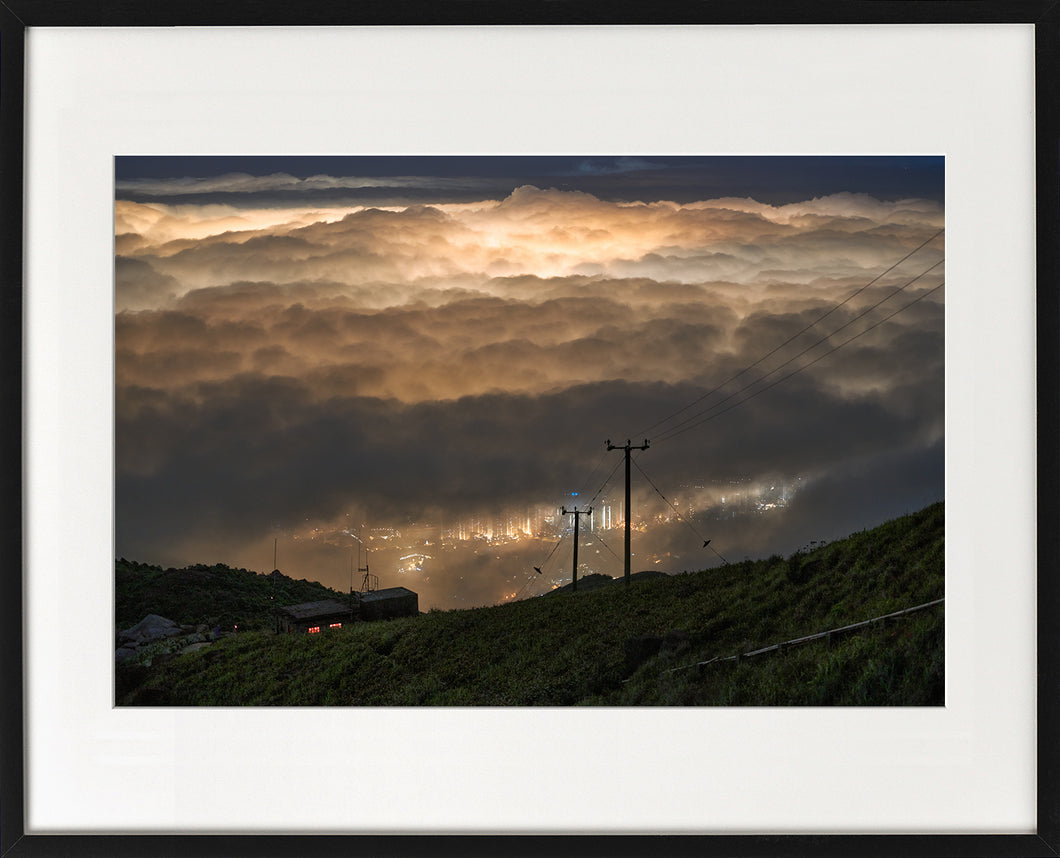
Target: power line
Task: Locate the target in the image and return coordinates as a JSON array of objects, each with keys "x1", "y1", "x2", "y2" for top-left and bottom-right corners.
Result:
[
  {"x1": 632, "y1": 228, "x2": 945, "y2": 439},
  {"x1": 589, "y1": 526, "x2": 623, "y2": 565},
  {"x1": 510, "y1": 573, "x2": 537, "y2": 602},
  {"x1": 655, "y1": 280, "x2": 945, "y2": 442},
  {"x1": 573, "y1": 446, "x2": 611, "y2": 500},
  {"x1": 652, "y1": 259, "x2": 943, "y2": 443},
  {"x1": 655, "y1": 279, "x2": 944, "y2": 442},
  {"x1": 529, "y1": 434, "x2": 623, "y2": 572},
  {"x1": 527, "y1": 271, "x2": 941, "y2": 596},
  {"x1": 528, "y1": 455, "x2": 624, "y2": 580},
  {"x1": 532, "y1": 531, "x2": 566, "y2": 575},
  {"x1": 527, "y1": 234, "x2": 943, "y2": 598},
  {"x1": 523, "y1": 530, "x2": 570, "y2": 598},
  {"x1": 632, "y1": 458, "x2": 729, "y2": 565},
  {"x1": 587, "y1": 455, "x2": 624, "y2": 507},
  {"x1": 523, "y1": 506, "x2": 624, "y2": 598}
]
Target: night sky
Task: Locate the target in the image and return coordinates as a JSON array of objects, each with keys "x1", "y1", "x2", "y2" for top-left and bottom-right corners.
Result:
[{"x1": 114, "y1": 155, "x2": 944, "y2": 609}]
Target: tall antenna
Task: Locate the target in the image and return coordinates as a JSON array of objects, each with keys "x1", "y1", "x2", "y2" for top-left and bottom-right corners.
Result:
[
  {"x1": 270, "y1": 536, "x2": 279, "y2": 627},
  {"x1": 354, "y1": 547, "x2": 362, "y2": 610},
  {"x1": 360, "y1": 550, "x2": 376, "y2": 593},
  {"x1": 348, "y1": 527, "x2": 375, "y2": 593}
]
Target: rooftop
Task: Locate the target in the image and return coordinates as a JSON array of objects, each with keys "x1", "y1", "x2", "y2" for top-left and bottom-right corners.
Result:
[
  {"x1": 359, "y1": 586, "x2": 417, "y2": 603},
  {"x1": 277, "y1": 599, "x2": 353, "y2": 620}
]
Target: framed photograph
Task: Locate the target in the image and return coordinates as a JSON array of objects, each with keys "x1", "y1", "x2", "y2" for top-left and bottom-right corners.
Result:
[{"x1": 4, "y1": 3, "x2": 1057, "y2": 856}]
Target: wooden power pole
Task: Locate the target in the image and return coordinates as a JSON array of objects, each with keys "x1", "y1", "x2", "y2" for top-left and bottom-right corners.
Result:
[
  {"x1": 607, "y1": 438, "x2": 649, "y2": 587},
  {"x1": 561, "y1": 505, "x2": 593, "y2": 592}
]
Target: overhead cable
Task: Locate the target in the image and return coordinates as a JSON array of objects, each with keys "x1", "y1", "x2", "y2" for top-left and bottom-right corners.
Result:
[
  {"x1": 654, "y1": 281, "x2": 945, "y2": 442},
  {"x1": 633, "y1": 228, "x2": 945, "y2": 439}
]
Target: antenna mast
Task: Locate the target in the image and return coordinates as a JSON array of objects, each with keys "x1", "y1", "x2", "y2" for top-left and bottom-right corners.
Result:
[{"x1": 360, "y1": 550, "x2": 376, "y2": 593}]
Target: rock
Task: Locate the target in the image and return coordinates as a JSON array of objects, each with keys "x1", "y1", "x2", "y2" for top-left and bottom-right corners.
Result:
[
  {"x1": 115, "y1": 646, "x2": 138, "y2": 664},
  {"x1": 181, "y1": 642, "x2": 212, "y2": 655},
  {"x1": 119, "y1": 614, "x2": 183, "y2": 646}
]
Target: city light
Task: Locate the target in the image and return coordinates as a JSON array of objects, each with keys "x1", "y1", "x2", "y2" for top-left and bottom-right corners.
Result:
[{"x1": 284, "y1": 476, "x2": 801, "y2": 606}]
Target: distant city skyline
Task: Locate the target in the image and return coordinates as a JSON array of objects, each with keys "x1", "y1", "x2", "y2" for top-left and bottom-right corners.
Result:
[{"x1": 114, "y1": 155, "x2": 945, "y2": 609}]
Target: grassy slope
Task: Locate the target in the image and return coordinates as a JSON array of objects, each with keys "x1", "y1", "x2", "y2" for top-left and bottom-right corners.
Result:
[
  {"x1": 119, "y1": 502, "x2": 943, "y2": 706},
  {"x1": 116, "y1": 560, "x2": 348, "y2": 632}
]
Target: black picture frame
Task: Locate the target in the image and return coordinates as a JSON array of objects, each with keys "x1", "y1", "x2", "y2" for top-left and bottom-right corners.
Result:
[{"x1": 2, "y1": 3, "x2": 1057, "y2": 856}]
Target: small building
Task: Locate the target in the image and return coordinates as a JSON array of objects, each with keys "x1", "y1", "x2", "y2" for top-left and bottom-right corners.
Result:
[
  {"x1": 357, "y1": 586, "x2": 419, "y2": 621},
  {"x1": 276, "y1": 599, "x2": 355, "y2": 634}
]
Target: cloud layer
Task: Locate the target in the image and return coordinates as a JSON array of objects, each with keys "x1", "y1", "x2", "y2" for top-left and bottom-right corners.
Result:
[{"x1": 115, "y1": 170, "x2": 944, "y2": 609}]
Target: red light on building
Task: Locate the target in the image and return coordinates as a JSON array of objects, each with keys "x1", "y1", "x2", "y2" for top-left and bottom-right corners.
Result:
[
  {"x1": 329, "y1": 622, "x2": 342, "y2": 629},
  {"x1": 308, "y1": 626, "x2": 320, "y2": 634}
]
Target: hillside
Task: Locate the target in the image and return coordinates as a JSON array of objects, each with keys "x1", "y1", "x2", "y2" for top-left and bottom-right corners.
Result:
[
  {"x1": 116, "y1": 502, "x2": 944, "y2": 706},
  {"x1": 116, "y1": 560, "x2": 348, "y2": 632}
]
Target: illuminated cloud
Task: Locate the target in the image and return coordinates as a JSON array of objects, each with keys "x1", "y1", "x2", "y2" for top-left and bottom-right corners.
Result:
[{"x1": 114, "y1": 157, "x2": 944, "y2": 608}]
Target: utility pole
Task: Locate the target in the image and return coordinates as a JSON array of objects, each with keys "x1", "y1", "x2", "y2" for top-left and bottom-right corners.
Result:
[
  {"x1": 561, "y1": 505, "x2": 593, "y2": 592},
  {"x1": 607, "y1": 438, "x2": 649, "y2": 587}
]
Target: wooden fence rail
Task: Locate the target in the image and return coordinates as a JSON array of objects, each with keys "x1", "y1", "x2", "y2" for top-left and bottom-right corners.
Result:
[{"x1": 663, "y1": 597, "x2": 945, "y2": 675}]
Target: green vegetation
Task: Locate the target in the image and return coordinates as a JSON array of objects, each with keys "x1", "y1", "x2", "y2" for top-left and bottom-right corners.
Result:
[
  {"x1": 116, "y1": 502, "x2": 943, "y2": 706},
  {"x1": 116, "y1": 560, "x2": 347, "y2": 632}
]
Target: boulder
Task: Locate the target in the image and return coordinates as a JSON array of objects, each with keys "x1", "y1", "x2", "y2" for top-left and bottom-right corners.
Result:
[{"x1": 119, "y1": 614, "x2": 183, "y2": 646}]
